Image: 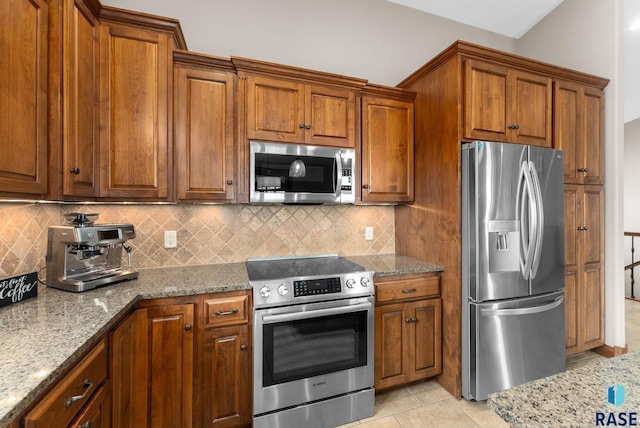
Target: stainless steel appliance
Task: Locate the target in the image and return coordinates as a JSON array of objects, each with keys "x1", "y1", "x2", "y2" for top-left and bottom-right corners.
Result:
[
  {"x1": 247, "y1": 254, "x2": 375, "y2": 428},
  {"x1": 250, "y1": 141, "x2": 355, "y2": 204},
  {"x1": 461, "y1": 141, "x2": 566, "y2": 401},
  {"x1": 46, "y1": 213, "x2": 138, "y2": 292}
]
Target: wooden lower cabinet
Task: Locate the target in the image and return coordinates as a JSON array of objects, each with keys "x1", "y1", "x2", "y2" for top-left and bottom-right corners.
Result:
[
  {"x1": 110, "y1": 291, "x2": 251, "y2": 428},
  {"x1": 203, "y1": 325, "x2": 251, "y2": 427},
  {"x1": 374, "y1": 274, "x2": 442, "y2": 391},
  {"x1": 24, "y1": 339, "x2": 108, "y2": 428}
]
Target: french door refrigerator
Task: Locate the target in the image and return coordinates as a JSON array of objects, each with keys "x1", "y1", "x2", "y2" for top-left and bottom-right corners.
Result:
[{"x1": 461, "y1": 141, "x2": 566, "y2": 401}]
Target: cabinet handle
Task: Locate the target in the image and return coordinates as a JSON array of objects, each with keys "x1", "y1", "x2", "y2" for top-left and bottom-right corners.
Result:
[
  {"x1": 299, "y1": 123, "x2": 305, "y2": 128},
  {"x1": 405, "y1": 317, "x2": 418, "y2": 323},
  {"x1": 226, "y1": 179, "x2": 233, "y2": 185},
  {"x1": 70, "y1": 168, "x2": 80, "y2": 174},
  {"x1": 79, "y1": 421, "x2": 92, "y2": 428},
  {"x1": 578, "y1": 167, "x2": 589, "y2": 173},
  {"x1": 65, "y1": 380, "x2": 93, "y2": 407},
  {"x1": 184, "y1": 324, "x2": 192, "y2": 331},
  {"x1": 214, "y1": 309, "x2": 239, "y2": 316},
  {"x1": 402, "y1": 288, "x2": 417, "y2": 293},
  {"x1": 241, "y1": 344, "x2": 248, "y2": 351},
  {"x1": 362, "y1": 184, "x2": 369, "y2": 189},
  {"x1": 508, "y1": 124, "x2": 520, "y2": 130},
  {"x1": 306, "y1": 124, "x2": 311, "y2": 129}
]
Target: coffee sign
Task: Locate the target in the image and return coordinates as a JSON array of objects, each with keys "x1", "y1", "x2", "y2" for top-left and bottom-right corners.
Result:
[{"x1": 0, "y1": 272, "x2": 38, "y2": 309}]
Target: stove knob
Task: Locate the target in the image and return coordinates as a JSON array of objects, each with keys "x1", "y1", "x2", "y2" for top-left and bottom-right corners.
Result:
[
  {"x1": 277, "y1": 284, "x2": 289, "y2": 296},
  {"x1": 346, "y1": 278, "x2": 356, "y2": 288},
  {"x1": 259, "y1": 286, "x2": 271, "y2": 298},
  {"x1": 360, "y1": 277, "x2": 371, "y2": 287}
]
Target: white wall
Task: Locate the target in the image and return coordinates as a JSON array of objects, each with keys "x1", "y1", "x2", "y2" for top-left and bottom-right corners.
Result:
[
  {"x1": 100, "y1": 0, "x2": 515, "y2": 86},
  {"x1": 624, "y1": 118, "x2": 640, "y2": 296},
  {"x1": 516, "y1": 0, "x2": 626, "y2": 349}
]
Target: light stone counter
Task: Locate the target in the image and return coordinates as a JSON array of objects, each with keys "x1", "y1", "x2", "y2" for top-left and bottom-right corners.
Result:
[
  {"x1": 0, "y1": 254, "x2": 441, "y2": 426},
  {"x1": 488, "y1": 351, "x2": 640, "y2": 427}
]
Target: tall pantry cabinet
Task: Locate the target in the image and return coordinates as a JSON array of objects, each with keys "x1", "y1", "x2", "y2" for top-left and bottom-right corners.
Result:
[{"x1": 393, "y1": 41, "x2": 609, "y2": 399}]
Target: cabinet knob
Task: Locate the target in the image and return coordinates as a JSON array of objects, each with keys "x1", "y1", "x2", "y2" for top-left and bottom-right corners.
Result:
[
  {"x1": 508, "y1": 124, "x2": 520, "y2": 130},
  {"x1": 578, "y1": 226, "x2": 589, "y2": 231},
  {"x1": 299, "y1": 123, "x2": 305, "y2": 128},
  {"x1": 405, "y1": 317, "x2": 418, "y2": 323},
  {"x1": 226, "y1": 179, "x2": 233, "y2": 185},
  {"x1": 184, "y1": 324, "x2": 192, "y2": 331},
  {"x1": 240, "y1": 344, "x2": 248, "y2": 351},
  {"x1": 79, "y1": 421, "x2": 92, "y2": 428},
  {"x1": 578, "y1": 167, "x2": 589, "y2": 173},
  {"x1": 70, "y1": 168, "x2": 80, "y2": 174},
  {"x1": 306, "y1": 124, "x2": 311, "y2": 129},
  {"x1": 362, "y1": 184, "x2": 369, "y2": 189}
]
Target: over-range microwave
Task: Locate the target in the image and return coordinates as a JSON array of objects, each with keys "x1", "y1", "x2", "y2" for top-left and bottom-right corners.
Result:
[{"x1": 250, "y1": 141, "x2": 355, "y2": 204}]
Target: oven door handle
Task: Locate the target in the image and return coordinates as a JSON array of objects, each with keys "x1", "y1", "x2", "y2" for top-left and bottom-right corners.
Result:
[{"x1": 261, "y1": 301, "x2": 372, "y2": 324}]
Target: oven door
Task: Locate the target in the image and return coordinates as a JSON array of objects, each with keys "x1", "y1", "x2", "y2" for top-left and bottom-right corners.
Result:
[{"x1": 253, "y1": 296, "x2": 374, "y2": 416}]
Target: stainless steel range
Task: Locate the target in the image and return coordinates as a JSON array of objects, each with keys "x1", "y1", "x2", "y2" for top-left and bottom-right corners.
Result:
[{"x1": 247, "y1": 254, "x2": 375, "y2": 428}]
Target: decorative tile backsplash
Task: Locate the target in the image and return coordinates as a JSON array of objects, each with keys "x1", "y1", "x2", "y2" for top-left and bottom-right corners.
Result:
[{"x1": 0, "y1": 202, "x2": 395, "y2": 278}]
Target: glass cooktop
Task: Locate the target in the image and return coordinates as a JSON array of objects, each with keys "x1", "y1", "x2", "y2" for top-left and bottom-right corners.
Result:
[{"x1": 246, "y1": 254, "x2": 368, "y2": 281}]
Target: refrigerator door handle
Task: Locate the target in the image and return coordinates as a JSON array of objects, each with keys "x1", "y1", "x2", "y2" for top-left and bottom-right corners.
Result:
[
  {"x1": 529, "y1": 161, "x2": 545, "y2": 279},
  {"x1": 517, "y1": 161, "x2": 536, "y2": 279},
  {"x1": 480, "y1": 295, "x2": 564, "y2": 317}
]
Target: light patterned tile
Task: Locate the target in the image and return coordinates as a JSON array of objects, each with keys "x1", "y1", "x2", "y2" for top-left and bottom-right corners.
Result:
[{"x1": 392, "y1": 398, "x2": 479, "y2": 428}]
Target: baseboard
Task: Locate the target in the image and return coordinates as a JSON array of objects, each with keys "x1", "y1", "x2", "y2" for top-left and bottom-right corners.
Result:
[{"x1": 592, "y1": 344, "x2": 628, "y2": 358}]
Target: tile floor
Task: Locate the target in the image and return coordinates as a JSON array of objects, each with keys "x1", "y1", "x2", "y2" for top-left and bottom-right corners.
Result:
[{"x1": 338, "y1": 299, "x2": 640, "y2": 428}]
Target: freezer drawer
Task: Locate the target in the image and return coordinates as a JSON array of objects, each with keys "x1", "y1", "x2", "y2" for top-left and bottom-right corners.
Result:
[{"x1": 465, "y1": 291, "x2": 566, "y2": 401}]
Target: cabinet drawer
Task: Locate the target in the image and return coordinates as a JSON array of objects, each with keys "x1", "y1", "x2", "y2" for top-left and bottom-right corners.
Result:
[
  {"x1": 24, "y1": 339, "x2": 107, "y2": 428},
  {"x1": 205, "y1": 294, "x2": 249, "y2": 327},
  {"x1": 375, "y1": 274, "x2": 440, "y2": 303}
]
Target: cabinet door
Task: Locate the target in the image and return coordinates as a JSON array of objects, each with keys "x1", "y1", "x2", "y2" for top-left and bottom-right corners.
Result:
[
  {"x1": 580, "y1": 186, "x2": 604, "y2": 349},
  {"x1": 510, "y1": 70, "x2": 552, "y2": 147},
  {"x1": 99, "y1": 23, "x2": 172, "y2": 199},
  {"x1": 361, "y1": 96, "x2": 414, "y2": 203},
  {"x1": 111, "y1": 305, "x2": 195, "y2": 428},
  {"x1": 554, "y1": 82, "x2": 604, "y2": 185},
  {"x1": 375, "y1": 302, "x2": 406, "y2": 390},
  {"x1": 306, "y1": 85, "x2": 356, "y2": 147},
  {"x1": 246, "y1": 75, "x2": 305, "y2": 143},
  {"x1": 69, "y1": 383, "x2": 111, "y2": 428},
  {"x1": 564, "y1": 185, "x2": 604, "y2": 355},
  {"x1": 63, "y1": 0, "x2": 99, "y2": 197},
  {"x1": 407, "y1": 299, "x2": 441, "y2": 382},
  {"x1": 175, "y1": 65, "x2": 236, "y2": 201},
  {"x1": 202, "y1": 324, "x2": 251, "y2": 427},
  {"x1": 464, "y1": 60, "x2": 509, "y2": 142},
  {"x1": 0, "y1": 0, "x2": 48, "y2": 195},
  {"x1": 564, "y1": 186, "x2": 580, "y2": 354}
]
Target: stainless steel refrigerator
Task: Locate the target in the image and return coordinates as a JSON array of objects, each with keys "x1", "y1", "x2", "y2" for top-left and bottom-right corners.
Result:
[{"x1": 461, "y1": 141, "x2": 566, "y2": 401}]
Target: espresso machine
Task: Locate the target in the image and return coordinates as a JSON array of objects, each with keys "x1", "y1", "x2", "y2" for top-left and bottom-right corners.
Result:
[{"x1": 46, "y1": 213, "x2": 139, "y2": 292}]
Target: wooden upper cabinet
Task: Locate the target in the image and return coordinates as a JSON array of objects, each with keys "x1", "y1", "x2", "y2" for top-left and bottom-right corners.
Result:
[
  {"x1": 361, "y1": 90, "x2": 415, "y2": 203},
  {"x1": 245, "y1": 74, "x2": 357, "y2": 147},
  {"x1": 174, "y1": 53, "x2": 236, "y2": 202},
  {"x1": 554, "y1": 80, "x2": 604, "y2": 185},
  {"x1": 0, "y1": 0, "x2": 48, "y2": 196},
  {"x1": 98, "y1": 22, "x2": 173, "y2": 199},
  {"x1": 62, "y1": 0, "x2": 100, "y2": 198},
  {"x1": 464, "y1": 59, "x2": 552, "y2": 147}
]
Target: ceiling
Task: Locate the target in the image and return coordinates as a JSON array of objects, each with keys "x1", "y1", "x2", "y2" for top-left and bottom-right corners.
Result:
[{"x1": 386, "y1": 0, "x2": 565, "y2": 39}]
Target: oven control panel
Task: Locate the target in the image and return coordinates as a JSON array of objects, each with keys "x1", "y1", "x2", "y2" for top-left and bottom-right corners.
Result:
[
  {"x1": 251, "y1": 272, "x2": 374, "y2": 308},
  {"x1": 294, "y1": 277, "x2": 341, "y2": 297}
]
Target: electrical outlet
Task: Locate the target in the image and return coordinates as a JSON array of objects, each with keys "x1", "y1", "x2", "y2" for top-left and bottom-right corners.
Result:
[
  {"x1": 365, "y1": 226, "x2": 374, "y2": 241},
  {"x1": 164, "y1": 230, "x2": 177, "y2": 248}
]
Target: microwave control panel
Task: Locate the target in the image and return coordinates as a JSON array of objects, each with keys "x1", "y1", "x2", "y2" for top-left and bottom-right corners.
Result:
[{"x1": 341, "y1": 168, "x2": 352, "y2": 192}]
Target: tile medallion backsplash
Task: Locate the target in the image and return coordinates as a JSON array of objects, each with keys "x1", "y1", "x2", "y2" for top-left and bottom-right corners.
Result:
[{"x1": 0, "y1": 202, "x2": 395, "y2": 278}]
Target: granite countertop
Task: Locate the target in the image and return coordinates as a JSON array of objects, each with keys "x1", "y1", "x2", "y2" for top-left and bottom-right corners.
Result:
[
  {"x1": 0, "y1": 254, "x2": 441, "y2": 426},
  {"x1": 488, "y1": 351, "x2": 640, "y2": 427}
]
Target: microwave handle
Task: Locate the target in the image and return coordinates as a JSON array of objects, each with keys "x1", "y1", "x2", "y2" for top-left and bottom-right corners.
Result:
[{"x1": 335, "y1": 152, "x2": 342, "y2": 198}]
